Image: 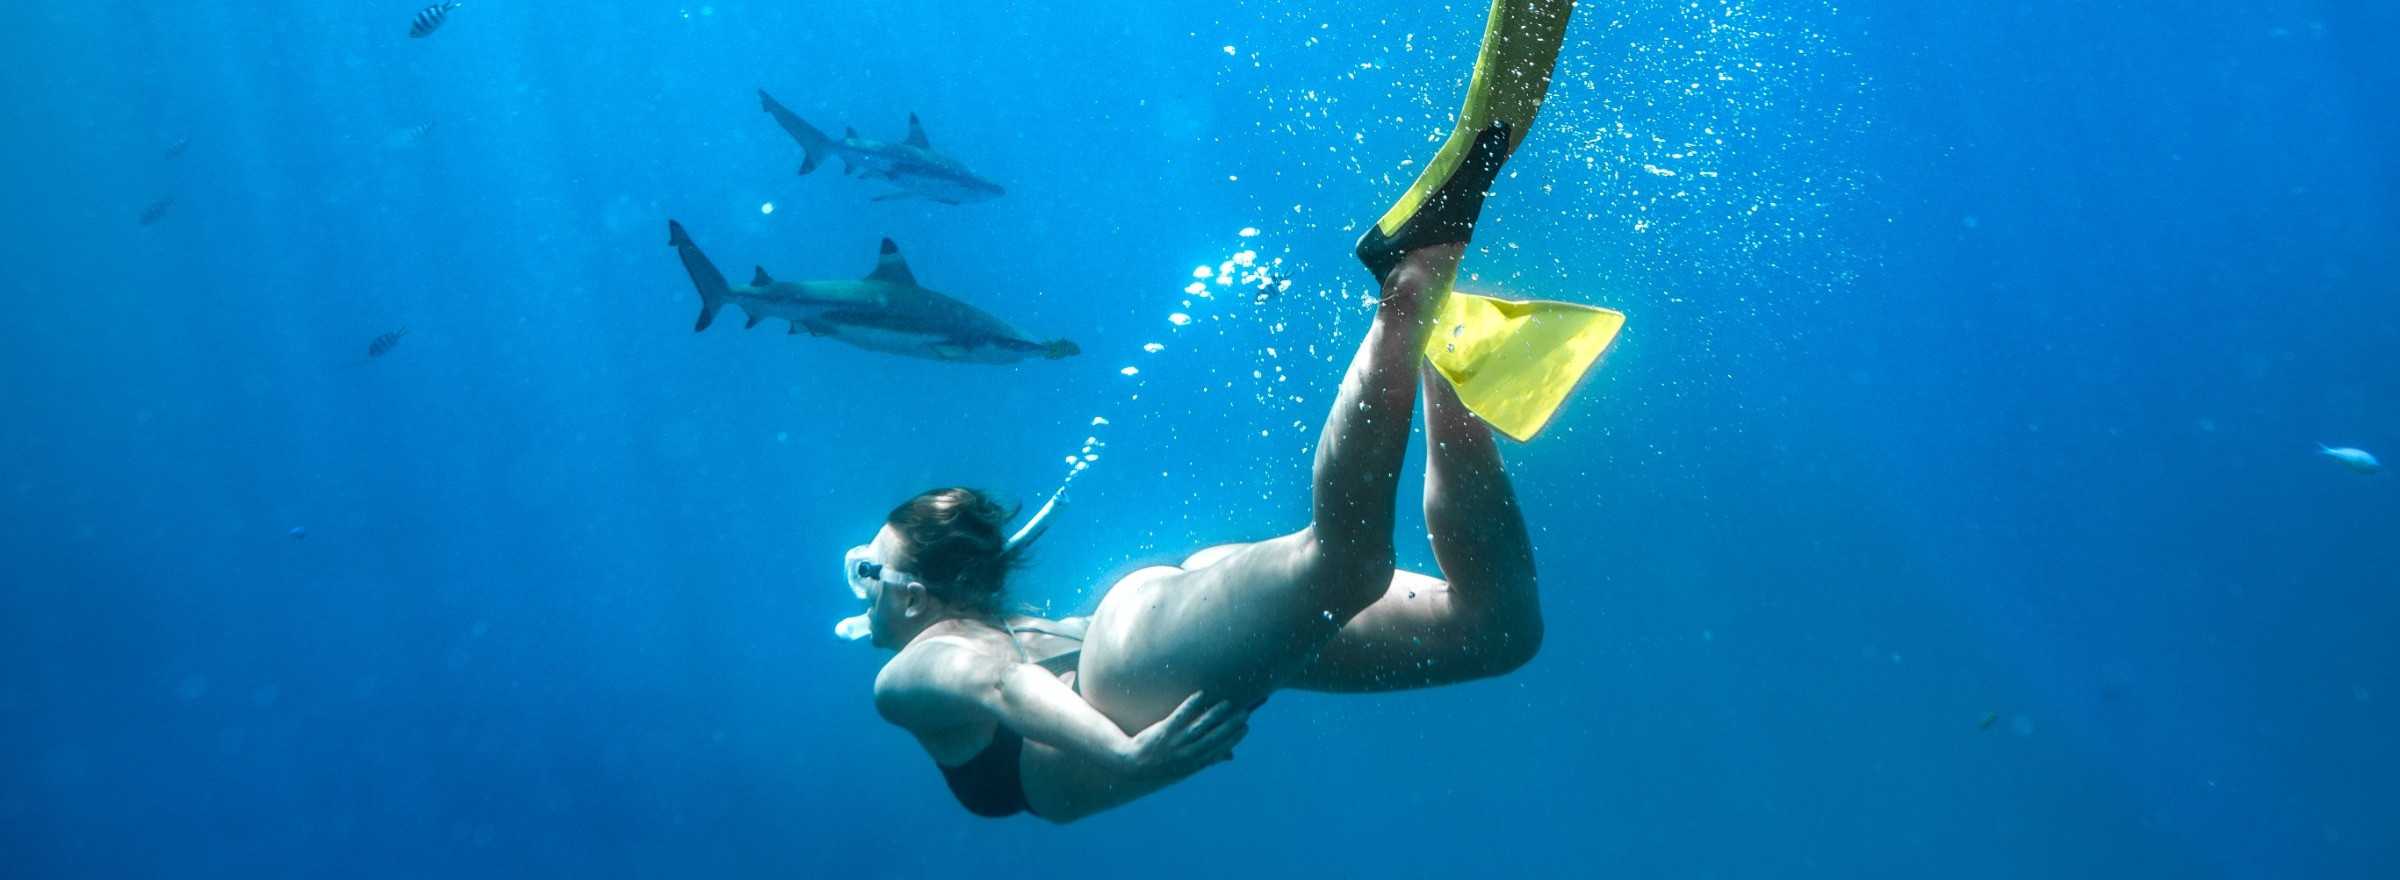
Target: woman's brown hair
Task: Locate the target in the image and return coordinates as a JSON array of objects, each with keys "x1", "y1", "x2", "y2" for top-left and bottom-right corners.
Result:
[{"x1": 885, "y1": 488, "x2": 1023, "y2": 615}]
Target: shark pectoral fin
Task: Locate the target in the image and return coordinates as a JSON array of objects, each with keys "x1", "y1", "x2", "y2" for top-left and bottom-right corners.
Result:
[
  {"x1": 801, "y1": 320, "x2": 836, "y2": 337},
  {"x1": 743, "y1": 312, "x2": 765, "y2": 330},
  {"x1": 905, "y1": 113, "x2": 931, "y2": 150},
  {"x1": 840, "y1": 157, "x2": 856, "y2": 175},
  {"x1": 752, "y1": 266, "x2": 774, "y2": 285},
  {"x1": 787, "y1": 321, "x2": 804, "y2": 335},
  {"x1": 871, "y1": 191, "x2": 923, "y2": 202},
  {"x1": 864, "y1": 239, "x2": 918, "y2": 285}
]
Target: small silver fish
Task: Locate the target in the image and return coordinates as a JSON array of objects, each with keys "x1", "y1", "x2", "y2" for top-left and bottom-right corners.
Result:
[
  {"x1": 163, "y1": 138, "x2": 190, "y2": 160},
  {"x1": 368, "y1": 326, "x2": 411, "y2": 357},
  {"x1": 2319, "y1": 444, "x2": 2383, "y2": 475},
  {"x1": 137, "y1": 196, "x2": 174, "y2": 226},
  {"x1": 408, "y1": 1, "x2": 460, "y2": 38}
]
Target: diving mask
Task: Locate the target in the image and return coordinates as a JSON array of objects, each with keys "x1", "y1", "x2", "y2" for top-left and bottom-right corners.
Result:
[{"x1": 834, "y1": 545, "x2": 912, "y2": 641}]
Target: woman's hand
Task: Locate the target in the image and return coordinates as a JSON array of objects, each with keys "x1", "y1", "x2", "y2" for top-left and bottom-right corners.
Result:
[
  {"x1": 891, "y1": 645, "x2": 1252, "y2": 785},
  {"x1": 1115, "y1": 692, "x2": 1250, "y2": 780}
]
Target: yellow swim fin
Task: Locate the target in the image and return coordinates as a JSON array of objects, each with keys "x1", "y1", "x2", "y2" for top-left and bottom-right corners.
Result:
[
  {"x1": 1425, "y1": 291, "x2": 1624, "y2": 442},
  {"x1": 1368, "y1": 0, "x2": 1574, "y2": 245},
  {"x1": 1355, "y1": 0, "x2": 1608, "y2": 441}
]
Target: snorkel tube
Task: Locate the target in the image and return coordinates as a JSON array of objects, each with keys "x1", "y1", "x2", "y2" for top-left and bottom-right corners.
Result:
[
  {"x1": 833, "y1": 486, "x2": 1069, "y2": 641},
  {"x1": 1004, "y1": 485, "x2": 1067, "y2": 554}
]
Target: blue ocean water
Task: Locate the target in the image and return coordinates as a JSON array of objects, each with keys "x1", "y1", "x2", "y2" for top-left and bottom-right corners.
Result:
[{"x1": 3, "y1": 0, "x2": 2394, "y2": 876}]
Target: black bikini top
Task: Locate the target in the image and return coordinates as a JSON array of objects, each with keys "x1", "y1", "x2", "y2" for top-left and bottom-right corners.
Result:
[{"x1": 934, "y1": 621, "x2": 1081, "y2": 819}]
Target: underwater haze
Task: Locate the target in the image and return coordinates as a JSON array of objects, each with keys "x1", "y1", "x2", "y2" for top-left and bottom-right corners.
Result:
[{"x1": 4, "y1": 0, "x2": 2396, "y2": 877}]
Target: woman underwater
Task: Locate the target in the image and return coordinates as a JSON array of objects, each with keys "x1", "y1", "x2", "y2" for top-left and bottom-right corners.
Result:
[{"x1": 844, "y1": 0, "x2": 1600, "y2": 823}]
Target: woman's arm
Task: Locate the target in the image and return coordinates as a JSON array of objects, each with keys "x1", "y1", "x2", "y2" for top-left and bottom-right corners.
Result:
[{"x1": 875, "y1": 638, "x2": 1246, "y2": 780}]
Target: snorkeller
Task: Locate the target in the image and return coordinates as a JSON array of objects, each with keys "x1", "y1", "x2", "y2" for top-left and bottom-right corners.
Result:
[{"x1": 842, "y1": 0, "x2": 1622, "y2": 822}]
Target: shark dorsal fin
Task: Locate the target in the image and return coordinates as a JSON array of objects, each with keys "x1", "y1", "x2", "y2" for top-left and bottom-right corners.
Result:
[
  {"x1": 865, "y1": 238, "x2": 917, "y2": 286},
  {"x1": 844, "y1": 125, "x2": 861, "y2": 141},
  {"x1": 752, "y1": 266, "x2": 774, "y2": 286},
  {"x1": 904, "y1": 113, "x2": 931, "y2": 150}
]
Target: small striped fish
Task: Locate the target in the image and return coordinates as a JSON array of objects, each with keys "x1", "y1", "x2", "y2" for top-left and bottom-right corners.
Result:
[
  {"x1": 407, "y1": 2, "x2": 460, "y2": 38},
  {"x1": 404, "y1": 120, "x2": 438, "y2": 144},
  {"x1": 368, "y1": 326, "x2": 411, "y2": 357},
  {"x1": 163, "y1": 137, "x2": 190, "y2": 160},
  {"x1": 137, "y1": 196, "x2": 174, "y2": 226}
]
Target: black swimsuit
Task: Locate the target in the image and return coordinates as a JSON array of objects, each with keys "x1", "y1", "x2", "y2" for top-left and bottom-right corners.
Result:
[{"x1": 935, "y1": 624, "x2": 1081, "y2": 819}]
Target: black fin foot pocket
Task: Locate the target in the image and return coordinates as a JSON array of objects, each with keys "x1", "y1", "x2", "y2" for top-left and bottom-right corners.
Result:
[{"x1": 1354, "y1": 120, "x2": 1515, "y2": 285}]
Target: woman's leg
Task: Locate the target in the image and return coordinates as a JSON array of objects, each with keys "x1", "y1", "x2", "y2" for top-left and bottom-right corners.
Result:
[
  {"x1": 1285, "y1": 364, "x2": 1544, "y2": 692},
  {"x1": 1075, "y1": 246, "x2": 1459, "y2": 730},
  {"x1": 1027, "y1": 251, "x2": 1461, "y2": 822},
  {"x1": 1304, "y1": 244, "x2": 1458, "y2": 589}
]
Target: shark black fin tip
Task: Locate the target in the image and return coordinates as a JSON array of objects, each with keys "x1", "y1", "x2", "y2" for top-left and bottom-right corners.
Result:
[{"x1": 880, "y1": 238, "x2": 899, "y2": 254}]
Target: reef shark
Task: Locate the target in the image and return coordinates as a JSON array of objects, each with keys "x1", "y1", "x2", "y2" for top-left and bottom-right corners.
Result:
[
  {"x1": 667, "y1": 220, "x2": 1076, "y2": 364},
  {"x1": 758, "y1": 90, "x2": 1004, "y2": 205}
]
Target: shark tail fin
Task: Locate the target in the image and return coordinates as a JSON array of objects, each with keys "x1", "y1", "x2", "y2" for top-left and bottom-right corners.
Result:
[
  {"x1": 1043, "y1": 339, "x2": 1081, "y2": 360},
  {"x1": 668, "y1": 220, "x2": 735, "y2": 332},
  {"x1": 759, "y1": 90, "x2": 831, "y2": 176}
]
